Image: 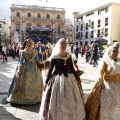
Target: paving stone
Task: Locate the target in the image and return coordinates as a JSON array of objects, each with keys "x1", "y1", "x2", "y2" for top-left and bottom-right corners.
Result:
[
  {"x1": 0, "y1": 54, "x2": 99, "y2": 119},
  {"x1": 0, "y1": 106, "x2": 17, "y2": 115},
  {"x1": 1, "y1": 115, "x2": 21, "y2": 120}
]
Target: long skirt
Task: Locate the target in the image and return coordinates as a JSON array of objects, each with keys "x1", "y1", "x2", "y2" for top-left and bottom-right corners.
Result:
[
  {"x1": 100, "y1": 81, "x2": 120, "y2": 120},
  {"x1": 86, "y1": 80, "x2": 120, "y2": 120},
  {"x1": 39, "y1": 73, "x2": 85, "y2": 120},
  {"x1": 7, "y1": 63, "x2": 43, "y2": 104}
]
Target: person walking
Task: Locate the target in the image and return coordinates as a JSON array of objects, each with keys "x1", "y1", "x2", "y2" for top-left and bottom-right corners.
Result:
[
  {"x1": 74, "y1": 45, "x2": 79, "y2": 59},
  {"x1": 7, "y1": 39, "x2": 43, "y2": 104},
  {"x1": 36, "y1": 42, "x2": 45, "y2": 62},
  {"x1": 92, "y1": 45, "x2": 98, "y2": 67},
  {"x1": 86, "y1": 42, "x2": 120, "y2": 120},
  {"x1": 39, "y1": 38, "x2": 85, "y2": 120}
]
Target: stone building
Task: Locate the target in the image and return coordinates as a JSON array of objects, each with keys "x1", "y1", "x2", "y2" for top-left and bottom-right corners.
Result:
[
  {"x1": 63, "y1": 19, "x2": 74, "y2": 43},
  {"x1": 0, "y1": 19, "x2": 10, "y2": 44},
  {"x1": 73, "y1": 2, "x2": 120, "y2": 46},
  {"x1": 10, "y1": 4, "x2": 65, "y2": 43}
]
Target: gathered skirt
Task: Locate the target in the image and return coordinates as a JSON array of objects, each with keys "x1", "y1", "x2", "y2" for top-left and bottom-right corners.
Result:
[
  {"x1": 39, "y1": 73, "x2": 85, "y2": 120},
  {"x1": 86, "y1": 80, "x2": 120, "y2": 120},
  {"x1": 7, "y1": 63, "x2": 43, "y2": 104}
]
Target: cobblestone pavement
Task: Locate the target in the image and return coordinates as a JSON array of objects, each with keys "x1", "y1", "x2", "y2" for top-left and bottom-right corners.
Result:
[{"x1": 0, "y1": 54, "x2": 99, "y2": 120}]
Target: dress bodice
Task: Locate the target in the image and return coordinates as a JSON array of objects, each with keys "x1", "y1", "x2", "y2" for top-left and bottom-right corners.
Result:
[{"x1": 45, "y1": 53, "x2": 78, "y2": 84}]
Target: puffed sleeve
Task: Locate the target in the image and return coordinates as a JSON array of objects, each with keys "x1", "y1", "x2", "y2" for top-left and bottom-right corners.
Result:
[
  {"x1": 97, "y1": 60, "x2": 106, "y2": 83},
  {"x1": 45, "y1": 58, "x2": 55, "y2": 84},
  {"x1": 69, "y1": 56, "x2": 78, "y2": 80}
]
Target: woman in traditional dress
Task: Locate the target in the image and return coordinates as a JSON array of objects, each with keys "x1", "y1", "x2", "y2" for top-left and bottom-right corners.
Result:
[
  {"x1": 39, "y1": 38, "x2": 85, "y2": 120},
  {"x1": 7, "y1": 39, "x2": 43, "y2": 104},
  {"x1": 86, "y1": 42, "x2": 120, "y2": 120}
]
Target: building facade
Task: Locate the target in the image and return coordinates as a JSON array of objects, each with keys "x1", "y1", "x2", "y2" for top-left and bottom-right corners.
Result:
[
  {"x1": 63, "y1": 19, "x2": 74, "y2": 43},
  {"x1": 0, "y1": 19, "x2": 10, "y2": 44},
  {"x1": 10, "y1": 4, "x2": 65, "y2": 43},
  {"x1": 73, "y1": 2, "x2": 120, "y2": 46}
]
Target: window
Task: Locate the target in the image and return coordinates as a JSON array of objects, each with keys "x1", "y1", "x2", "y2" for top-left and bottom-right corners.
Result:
[
  {"x1": 86, "y1": 23, "x2": 88, "y2": 30},
  {"x1": 0, "y1": 24, "x2": 2, "y2": 28},
  {"x1": 78, "y1": 32, "x2": 80, "y2": 38},
  {"x1": 28, "y1": 13, "x2": 31, "y2": 17},
  {"x1": 81, "y1": 32, "x2": 83, "y2": 38},
  {"x1": 76, "y1": 25, "x2": 78, "y2": 32},
  {"x1": 91, "y1": 21, "x2": 94, "y2": 29},
  {"x1": 98, "y1": 10, "x2": 101, "y2": 15},
  {"x1": 46, "y1": 14, "x2": 50, "y2": 18},
  {"x1": 85, "y1": 32, "x2": 88, "y2": 39},
  {"x1": 76, "y1": 33, "x2": 78, "y2": 39},
  {"x1": 105, "y1": 7, "x2": 109, "y2": 12},
  {"x1": 57, "y1": 15, "x2": 60, "y2": 19},
  {"x1": 105, "y1": 28, "x2": 108, "y2": 36},
  {"x1": 105, "y1": 18, "x2": 108, "y2": 26},
  {"x1": 16, "y1": 25, "x2": 20, "y2": 31},
  {"x1": 16, "y1": 12, "x2": 20, "y2": 17},
  {"x1": 85, "y1": 41, "x2": 88, "y2": 45},
  {"x1": 98, "y1": 20, "x2": 101, "y2": 27},
  {"x1": 81, "y1": 24, "x2": 83, "y2": 31},
  {"x1": 91, "y1": 31, "x2": 94, "y2": 38},
  {"x1": 97, "y1": 29, "x2": 100, "y2": 37},
  {"x1": 37, "y1": 13, "x2": 41, "y2": 18},
  {"x1": 76, "y1": 32, "x2": 80, "y2": 39},
  {"x1": 80, "y1": 16, "x2": 83, "y2": 20},
  {"x1": 91, "y1": 41, "x2": 93, "y2": 44},
  {"x1": 58, "y1": 27, "x2": 60, "y2": 33}
]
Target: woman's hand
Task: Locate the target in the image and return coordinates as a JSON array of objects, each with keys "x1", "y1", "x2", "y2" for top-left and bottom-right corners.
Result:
[{"x1": 43, "y1": 83, "x2": 47, "y2": 91}]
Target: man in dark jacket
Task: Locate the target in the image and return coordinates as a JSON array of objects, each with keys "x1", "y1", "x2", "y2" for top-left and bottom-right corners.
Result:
[
  {"x1": 36, "y1": 42, "x2": 45, "y2": 62},
  {"x1": 74, "y1": 45, "x2": 79, "y2": 59}
]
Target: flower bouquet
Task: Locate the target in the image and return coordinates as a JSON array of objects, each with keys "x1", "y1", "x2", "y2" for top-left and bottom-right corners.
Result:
[
  {"x1": 75, "y1": 70, "x2": 84, "y2": 76},
  {"x1": 37, "y1": 62, "x2": 44, "y2": 72}
]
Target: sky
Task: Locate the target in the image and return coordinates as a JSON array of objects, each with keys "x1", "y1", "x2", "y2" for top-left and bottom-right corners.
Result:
[{"x1": 0, "y1": 0, "x2": 120, "y2": 24}]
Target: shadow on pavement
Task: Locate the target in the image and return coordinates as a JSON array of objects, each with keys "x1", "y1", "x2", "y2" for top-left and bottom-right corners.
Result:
[
  {"x1": 0, "y1": 106, "x2": 22, "y2": 120},
  {"x1": 10, "y1": 103, "x2": 41, "y2": 113},
  {"x1": 1, "y1": 96, "x2": 8, "y2": 105},
  {"x1": 82, "y1": 78, "x2": 96, "y2": 84},
  {"x1": 0, "y1": 95, "x2": 41, "y2": 113}
]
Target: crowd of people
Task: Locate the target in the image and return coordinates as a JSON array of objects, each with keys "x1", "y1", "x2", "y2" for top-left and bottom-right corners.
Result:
[
  {"x1": 0, "y1": 38, "x2": 120, "y2": 120},
  {"x1": 72, "y1": 42, "x2": 102, "y2": 67}
]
